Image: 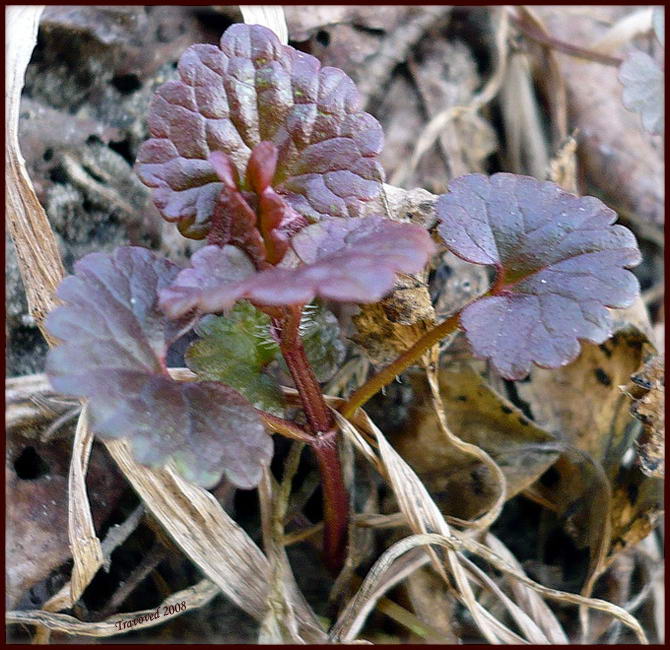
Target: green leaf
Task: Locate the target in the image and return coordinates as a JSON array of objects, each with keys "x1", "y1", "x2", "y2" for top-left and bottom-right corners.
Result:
[{"x1": 186, "y1": 302, "x2": 284, "y2": 415}]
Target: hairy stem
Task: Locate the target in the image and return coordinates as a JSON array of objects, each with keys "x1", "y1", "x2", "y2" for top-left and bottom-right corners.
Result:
[
  {"x1": 275, "y1": 305, "x2": 348, "y2": 574},
  {"x1": 311, "y1": 432, "x2": 349, "y2": 574},
  {"x1": 341, "y1": 312, "x2": 461, "y2": 419}
]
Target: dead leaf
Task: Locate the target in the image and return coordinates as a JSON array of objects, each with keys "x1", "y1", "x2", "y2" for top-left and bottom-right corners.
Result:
[
  {"x1": 390, "y1": 363, "x2": 560, "y2": 520},
  {"x1": 6, "y1": 425, "x2": 124, "y2": 608},
  {"x1": 531, "y1": 6, "x2": 664, "y2": 245},
  {"x1": 628, "y1": 354, "x2": 665, "y2": 478},
  {"x1": 608, "y1": 465, "x2": 663, "y2": 564},
  {"x1": 518, "y1": 300, "x2": 661, "y2": 570},
  {"x1": 352, "y1": 274, "x2": 436, "y2": 366}
]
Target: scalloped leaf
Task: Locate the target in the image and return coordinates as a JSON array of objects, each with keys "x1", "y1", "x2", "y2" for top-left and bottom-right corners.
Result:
[
  {"x1": 619, "y1": 49, "x2": 664, "y2": 135},
  {"x1": 186, "y1": 302, "x2": 285, "y2": 415},
  {"x1": 136, "y1": 23, "x2": 384, "y2": 238},
  {"x1": 436, "y1": 173, "x2": 641, "y2": 380},
  {"x1": 160, "y1": 216, "x2": 436, "y2": 318},
  {"x1": 45, "y1": 246, "x2": 271, "y2": 489}
]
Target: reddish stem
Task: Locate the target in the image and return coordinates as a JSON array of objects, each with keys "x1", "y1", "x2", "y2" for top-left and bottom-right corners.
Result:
[
  {"x1": 275, "y1": 305, "x2": 349, "y2": 574},
  {"x1": 311, "y1": 431, "x2": 349, "y2": 574}
]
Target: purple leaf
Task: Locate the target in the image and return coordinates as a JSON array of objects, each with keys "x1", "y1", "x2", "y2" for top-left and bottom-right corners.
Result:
[
  {"x1": 436, "y1": 173, "x2": 641, "y2": 380},
  {"x1": 136, "y1": 23, "x2": 384, "y2": 239},
  {"x1": 160, "y1": 217, "x2": 436, "y2": 318},
  {"x1": 45, "y1": 246, "x2": 271, "y2": 489}
]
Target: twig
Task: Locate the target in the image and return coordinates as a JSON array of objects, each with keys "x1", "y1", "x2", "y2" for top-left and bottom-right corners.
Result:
[
  {"x1": 97, "y1": 542, "x2": 168, "y2": 620},
  {"x1": 508, "y1": 8, "x2": 623, "y2": 66}
]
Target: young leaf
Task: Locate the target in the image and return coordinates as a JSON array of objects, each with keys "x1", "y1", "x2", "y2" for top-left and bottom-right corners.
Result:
[
  {"x1": 207, "y1": 144, "x2": 309, "y2": 265},
  {"x1": 436, "y1": 173, "x2": 641, "y2": 380},
  {"x1": 136, "y1": 23, "x2": 384, "y2": 238},
  {"x1": 160, "y1": 216, "x2": 436, "y2": 318},
  {"x1": 45, "y1": 246, "x2": 271, "y2": 489},
  {"x1": 186, "y1": 302, "x2": 285, "y2": 415}
]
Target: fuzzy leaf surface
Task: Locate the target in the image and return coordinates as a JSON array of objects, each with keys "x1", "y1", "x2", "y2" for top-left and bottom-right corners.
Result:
[
  {"x1": 45, "y1": 246, "x2": 271, "y2": 489},
  {"x1": 284, "y1": 303, "x2": 345, "y2": 383},
  {"x1": 436, "y1": 173, "x2": 641, "y2": 380},
  {"x1": 136, "y1": 23, "x2": 384, "y2": 238},
  {"x1": 160, "y1": 216, "x2": 436, "y2": 317},
  {"x1": 186, "y1": 302, "x2": 285, "y2": 415}
]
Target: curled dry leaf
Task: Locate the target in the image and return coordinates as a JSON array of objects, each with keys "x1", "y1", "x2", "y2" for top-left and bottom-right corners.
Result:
[
  {"x1": 519, "y1": 302, "x2": 663, "y2": 568},
  {"x1": 436, "y1": 173, "x2": 641, "y2": 379},
  {"x1": 136, "y1": 23, "x2": 384, "y2": 238},
  {"x1": 161, "y1": 216, "x2": 436, "y2": 317},
  {"x1": 390, "y1": 363, "x2": 560, "y2": 520},
  {"x1": 628, "y1": 354, "x2": 665, "y2": 478},
  {"x1": 352, "y1": 274, "x2": 436, "y2": 366},
  {"x1": 45, "y1": 246, "x2": 271, "y2": 489}
]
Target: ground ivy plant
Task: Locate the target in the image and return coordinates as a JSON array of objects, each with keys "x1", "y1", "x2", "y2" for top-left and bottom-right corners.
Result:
[{"x1": 46, "y1": 24, "x2": 641, "y2": 574}]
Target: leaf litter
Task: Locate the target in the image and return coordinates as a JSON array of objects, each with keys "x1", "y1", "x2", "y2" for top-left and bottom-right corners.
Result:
[{"x1": 7, "y1": 5, "x2": 662, "y2": 646}]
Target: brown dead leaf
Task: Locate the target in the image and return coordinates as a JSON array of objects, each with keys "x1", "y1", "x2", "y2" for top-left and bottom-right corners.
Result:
[
  {"x1": 390, "y1": 363, "x2": 560, "y2": 520},
  {"x1": 352, "y1": 274, "x2": 436, "y2": 366},
  {"x1": 608, "y1": 465, "x2": 663, "y2": 565},
  {"x1": 6, "y1": 426, "x2": 124, "y2": 608},
  {"x1": 518, "y1": 301, "x2": 655, "y2": 475},
  {"x1": 628, "y1": 354, "x2": 665, "y2": 478},
  {"x1": 518, "y1": 300, "x2": 661, "y2": 571}
]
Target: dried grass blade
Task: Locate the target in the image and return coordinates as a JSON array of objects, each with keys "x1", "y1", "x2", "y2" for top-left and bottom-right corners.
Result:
[
  {"x1": 458, "y1": 555, "x2": 549, "y2": 644},
  {"x1": 460, "y1": 535, "x2": 648, "y2": 643},
  {"x1": 7, "y1": 579, "x2": 220, "y2": 637},
  {"x1": 104, "y1": 440, "x2": 266, "y2": 614},
  {"x1": 424, "y1": 366, "x2": 507, "y2": 532},
  {"x1": 485, "y1": 533, "x2": 569, "y2": 643},
  {"x1": 336, "y1": 410, "x2": 522, "y2": 643},
  {"x1": 67, "y1": 406, "x2": 104, "y2": 601},
  {"x1": 104, "y1": 440, "x2": 325, "y2": 642},
  {"x1": 330, "y1": 537, "x2": 443, "y2": 642},
  {"x1": 240, "y1": 5, "x2": 288, "y2": 44},
  {"x1": 257, "y1": 464, "x2": 304, "y2": 643},
  {"x1": 38, "y1": 406, "x2": 104, "y2": 614},
  {"x1": 6, "y1": 5, "x2": 65, "y2": 344}
]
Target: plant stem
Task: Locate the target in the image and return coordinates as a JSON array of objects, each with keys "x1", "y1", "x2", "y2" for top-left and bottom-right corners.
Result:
[
  {"x1": 280, "y1": 338, "x2": 334, "y2": 434},
  {"x1": 341, "y1": 312, "x2": 461, "y2": 419},
  {"x1": 311, "y1": 432, "x2": 349, "y2": 574},
  {"x1": 275, "y1": 306, "x2": 349, "y2": 574}
]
